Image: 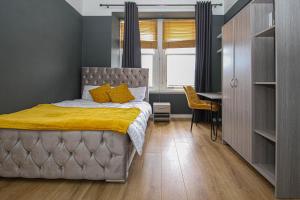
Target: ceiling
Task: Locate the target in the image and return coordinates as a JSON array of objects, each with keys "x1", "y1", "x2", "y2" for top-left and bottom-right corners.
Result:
[{"x1": 223, "y1": 0, "x2": 238, "y2": 13}]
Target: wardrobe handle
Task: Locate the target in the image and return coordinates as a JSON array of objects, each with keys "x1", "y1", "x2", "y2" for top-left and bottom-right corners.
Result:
[
  {"x1": 234, "y1": 78, "x2": 238, "y2": 88},
  {"x1": 230, "y1": 78, "x2": 235, "y2": 88}
]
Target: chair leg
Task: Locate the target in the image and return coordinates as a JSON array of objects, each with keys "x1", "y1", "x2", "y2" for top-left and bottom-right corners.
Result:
[{"x1": 191, "y1": 110, "x2": 195, "y2": 131}]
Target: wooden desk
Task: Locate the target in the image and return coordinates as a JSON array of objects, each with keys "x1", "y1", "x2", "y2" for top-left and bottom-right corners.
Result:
[{"x1": 197, "y1": 92, "x2": 222, "y2": 100}]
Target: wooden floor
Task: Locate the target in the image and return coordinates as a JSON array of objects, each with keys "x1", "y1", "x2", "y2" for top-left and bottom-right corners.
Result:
[{"x1": 0, "y1": 120, "x2": 278, "y2": 200}]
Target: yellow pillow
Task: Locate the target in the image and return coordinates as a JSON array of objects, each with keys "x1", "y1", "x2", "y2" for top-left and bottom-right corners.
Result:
[
  {"x1": 108, "y1": 84, "x2": 135, "y2": 103},
  {"x1": 89, "y1": 84, "x2": 111, "y2": 103}
]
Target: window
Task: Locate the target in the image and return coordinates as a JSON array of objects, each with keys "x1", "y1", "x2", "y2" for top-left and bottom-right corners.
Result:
[
  {"x1": 141, "y1": 49, "x2": 155, "y2": 87},
  {"x1": 166, "y1": 48, "x2": 196, "y2": 87},
  {"x1": 120, "y1": 19, "x2": 196, "y2": 91},
  {"x1": 163, "y1": 20, "x2": 196, "y2": 89}
]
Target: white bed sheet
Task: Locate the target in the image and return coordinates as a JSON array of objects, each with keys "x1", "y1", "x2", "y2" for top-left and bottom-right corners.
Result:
[{"x1": 54, "y1": 99, "x2": 152, "y2": 155}]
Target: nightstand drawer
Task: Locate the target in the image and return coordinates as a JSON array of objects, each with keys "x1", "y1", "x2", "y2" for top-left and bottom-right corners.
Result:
[{"x1": 153, "y1": 102, "x2": 171, "y2": 113}]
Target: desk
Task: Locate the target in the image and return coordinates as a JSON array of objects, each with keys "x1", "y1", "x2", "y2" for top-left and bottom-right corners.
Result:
[
  {"x1": 197, "y1": 92, "x2": 222, "y2": 100},
  {"x1": 197, "y1": 92, "x2": 222, "y2": 141}
]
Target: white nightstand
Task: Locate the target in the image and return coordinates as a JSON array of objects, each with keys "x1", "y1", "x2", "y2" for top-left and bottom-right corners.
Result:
[{"x1": 153, "y1": 102, "x2": 171, "y2": 122}]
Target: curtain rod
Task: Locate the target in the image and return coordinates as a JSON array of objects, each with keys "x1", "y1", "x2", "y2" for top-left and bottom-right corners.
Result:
[{"x1": 100, "y1": 3, "x2": 223, "y2": 8}]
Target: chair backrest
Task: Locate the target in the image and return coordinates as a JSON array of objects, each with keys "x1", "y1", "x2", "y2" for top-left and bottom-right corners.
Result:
[{"x1": 183, "y1": 86, "x2": 200, "y2": 108}]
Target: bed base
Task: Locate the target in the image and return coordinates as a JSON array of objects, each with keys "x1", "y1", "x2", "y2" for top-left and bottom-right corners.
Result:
[
  {"x1": 0, "y1": 130, "x2": 135, "y2": 182},
  {"x1": 106, "y1": 144, "x2": 136, "y2": 183}
]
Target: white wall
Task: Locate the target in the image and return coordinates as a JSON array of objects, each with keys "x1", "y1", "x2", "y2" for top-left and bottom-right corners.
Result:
[
  {"x1": 65, "y1": 0, "x2": 83, "y2": 14},
  {"x1": 82, "y1": 0, "x2": 225, "y2": 16},
  {"x1": 224, "y1": 0, "x2": 238, "y2": 13}
]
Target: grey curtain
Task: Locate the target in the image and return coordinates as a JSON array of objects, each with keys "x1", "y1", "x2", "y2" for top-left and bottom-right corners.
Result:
[
  {"x1": 194, "y1": 1, "x2": 212, "y2": 122},
  {"x1": 122, "y1": 2, "x2": 141, "y2": 68}
]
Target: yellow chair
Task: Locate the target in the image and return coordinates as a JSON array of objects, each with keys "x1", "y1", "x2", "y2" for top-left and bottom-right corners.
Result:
[{"x1": 183, "y1": 86, "x2": 220, "y2": 131}]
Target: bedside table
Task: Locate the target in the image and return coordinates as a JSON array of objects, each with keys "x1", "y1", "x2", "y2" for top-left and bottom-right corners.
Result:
[{"x1": 153, "y1": 102, "x2": 171, "y2": 122}]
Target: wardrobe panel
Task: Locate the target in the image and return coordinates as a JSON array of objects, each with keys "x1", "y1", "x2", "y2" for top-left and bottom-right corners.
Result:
[
  {"x1": 222, "y1": 20, "x2": 235, "y2": 146},
  {"x1": 276, "y1": 0, "x2": 300, "y2": 197},
  {"x1": 234, "y1": 5, "x2": 252, "y2": 162}
]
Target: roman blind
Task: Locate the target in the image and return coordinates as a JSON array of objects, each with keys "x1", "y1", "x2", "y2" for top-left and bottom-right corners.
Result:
[
  {"x1": 163, "y1": 19, "x2": 196, "y2": 49},
  {"x1": 120, "y1": 19, "x2": 157, "y2": 49}
]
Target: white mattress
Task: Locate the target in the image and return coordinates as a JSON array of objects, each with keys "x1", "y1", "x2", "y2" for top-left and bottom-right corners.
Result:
[{"x1": 54, "y1": 100, "x2": 152, "y2": 155}]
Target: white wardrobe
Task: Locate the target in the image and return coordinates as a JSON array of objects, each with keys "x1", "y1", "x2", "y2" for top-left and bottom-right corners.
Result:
[{"x1": 222, "y1": 0, "x2": 300, "y2": 198}]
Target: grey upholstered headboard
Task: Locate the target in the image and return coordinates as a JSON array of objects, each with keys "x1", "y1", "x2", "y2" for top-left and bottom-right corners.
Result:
[{"x1": 82, "y1": 67, "x2": 149, "y2": 101}]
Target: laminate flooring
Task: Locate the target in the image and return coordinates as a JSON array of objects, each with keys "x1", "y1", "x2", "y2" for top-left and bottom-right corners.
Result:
[{"x1": 0, "y1": 120, "x2": 279, "y2": 200}]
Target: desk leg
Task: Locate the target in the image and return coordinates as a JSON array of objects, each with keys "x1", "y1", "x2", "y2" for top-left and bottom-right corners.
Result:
[
  {"x1": 210, "y1": 106, "x2": 213, "y2": 140},
  {"x1": 211, "y1": 101, "x2": 218, "y2": 142}
]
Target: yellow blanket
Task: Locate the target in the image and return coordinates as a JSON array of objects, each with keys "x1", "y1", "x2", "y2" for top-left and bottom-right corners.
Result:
[{"x1": 0, "y1": 104, "x2": 141, "y2": 134}]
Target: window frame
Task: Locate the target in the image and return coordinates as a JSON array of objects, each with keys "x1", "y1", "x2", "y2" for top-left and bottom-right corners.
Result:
[
  {"x1": 119, "y1": 19, "x2": 196, "y2": 93},
  {"x1": 159, "y1": 19, "x2": 196, "y2": 92}
]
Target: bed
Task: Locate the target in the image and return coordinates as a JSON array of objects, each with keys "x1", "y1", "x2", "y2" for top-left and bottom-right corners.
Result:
[{"x1": 0, "y1": 67, "x2": 151, "y2": 182}]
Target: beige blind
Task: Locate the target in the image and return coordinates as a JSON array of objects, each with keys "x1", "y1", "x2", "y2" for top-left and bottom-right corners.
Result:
[
  {"x1": 163, "y1": 19, "x2": 196, "y2": 49},
  {"x1": 120, "y1": 20, "x2": 157, "y2": 49}
]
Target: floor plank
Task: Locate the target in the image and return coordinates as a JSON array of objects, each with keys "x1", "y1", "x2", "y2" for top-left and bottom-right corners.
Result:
[{"x1": 0, "y1": 120, "x2": 278, "y2": 200}]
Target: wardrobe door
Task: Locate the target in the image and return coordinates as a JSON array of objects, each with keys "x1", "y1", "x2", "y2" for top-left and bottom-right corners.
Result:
[
  {"x1": 234, "y1": 5, "x2": 252, "y2": 162},
  {"x1": 276, "y1": 0, "x2": 300, "y2": 197},
  {"x1": 222, "y1": 20, "x2": 235, "y2": 146}
]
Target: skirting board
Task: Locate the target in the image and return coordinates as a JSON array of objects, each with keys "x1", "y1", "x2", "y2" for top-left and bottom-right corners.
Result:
[{"x1": 150, "y1": 114, "x2": 192, "y2": 119}]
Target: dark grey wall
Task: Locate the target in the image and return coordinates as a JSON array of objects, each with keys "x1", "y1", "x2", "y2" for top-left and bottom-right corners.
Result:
[
  {"x1": 82, "y1": 15, "x2": 121, "y2": 68},
  {"x1": 82, "y1": 16, "x2": 112, "y2": 67},
  {"x1": 225, "y1": 0, "x2": 251, "y2": 23},
  {"x1": 0, "y1": 0, "x2": 82, "y2": 114}
]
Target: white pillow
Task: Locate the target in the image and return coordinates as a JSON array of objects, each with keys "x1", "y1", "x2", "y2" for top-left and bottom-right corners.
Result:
[
  {"x1": 82, "y1": 85, "x2": 99, "y2": 100},
  {"x1": 129, "y1": 87, "x2": 147, "y2": 102}
]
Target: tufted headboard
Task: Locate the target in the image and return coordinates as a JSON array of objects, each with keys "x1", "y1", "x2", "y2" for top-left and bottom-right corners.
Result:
[{"x1": 82, "y1": 67, "x2": 149, "y2": 101}]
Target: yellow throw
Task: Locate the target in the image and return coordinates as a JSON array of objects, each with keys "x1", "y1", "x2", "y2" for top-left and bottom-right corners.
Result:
[{"x1": 0, "y1": 104, "x2": 141, "y2": 134}]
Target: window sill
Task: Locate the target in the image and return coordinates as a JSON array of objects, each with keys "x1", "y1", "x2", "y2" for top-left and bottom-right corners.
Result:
[{"x1": 149, "y1": 88, "x2": 185, "y2": 94}]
